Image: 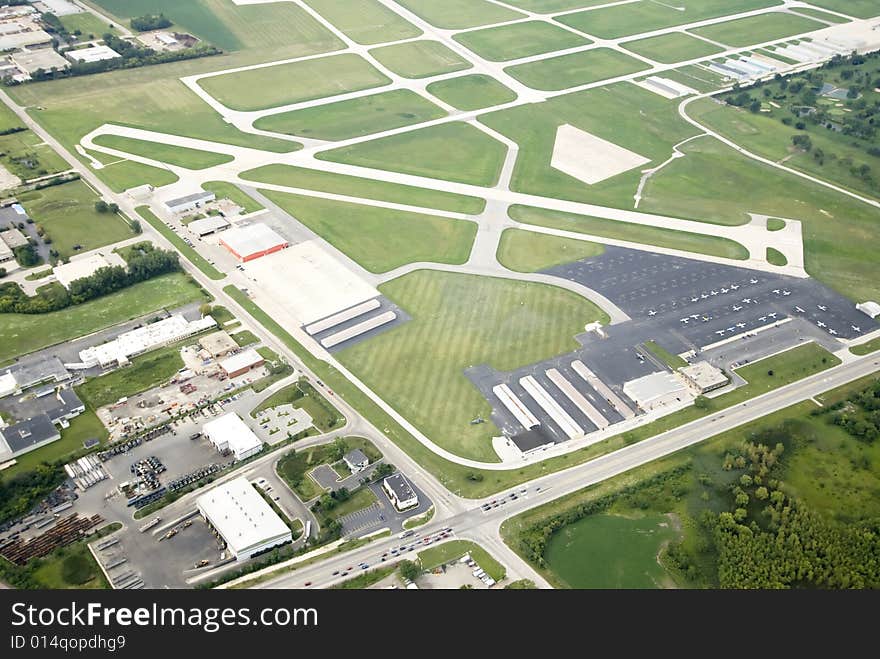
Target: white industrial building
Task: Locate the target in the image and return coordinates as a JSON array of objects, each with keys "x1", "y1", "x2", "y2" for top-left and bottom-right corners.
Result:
[
  {"x1": 219, "y1": 224, "x2": 289, "y2": 262},
  {"x1": 219, "y1": 348, "x2": 265, "y2": 378},
  {"x1": 623, "y1": 372, "x2": 691, "y2": 412},
  {"x1": 383, "y1": 473, "x2": 418, "y2": 511},
  {"x1": 76, "y1": 314, "x2": 216, "y2": 368},
  {"x1": 857, "y1": 301, "x2": 880, "y2": 319},
  {"x1": 163, "y1": 191, "x2": 215, "y2": 215},
  {"x1": 196, "y1": 477, "x2": 291, "y2": 560},
  {"x1": 203, "y1": 413, "x2": 263, "y2": 461},
  {"x1": 66, "y1": 44, "x2": 121, "y2": 63},
  {"x1": 53, "y1": 252, "x2": 126, "y2": 290},
  {"x1": 188, "y1": 215, "x2": 230, "y2": 237},
  {"x1": 678, "y1": 362, "x2": 728, "y2": 394}
]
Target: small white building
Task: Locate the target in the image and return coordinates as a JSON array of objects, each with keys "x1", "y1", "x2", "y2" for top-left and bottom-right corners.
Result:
[
  {"x1": 203, "y1": 413, "x2": 263, "y2": 461},
  {"x1": 219, "y1": 348, "x2": 264, "y2": 378},
  {"x1": 188, "y1": 215, "x2": 229, "y2": 237},
  {"x1": 856, "y1": 301, "x2": 880, "y2": 319},
  {"x1": 196, "y1": 477, "x2": 291, "y2": 560},
  {"x1": 53, "y1": 252, "x2": 126, "y2": 290},
  {"x1": 678, "y1": 362, "x2": 729, "y2": 394},
  {"x1": 66, "y1": 45, "x2": 121, "y2": 63},
  {"x1": 343, "y1": 448, "x2": 369, "y2": 474},
  {"x1": 383, "y1": 473, "x2": 418, "y2": 511},
  {"x1": 623, "y1": 371, "x2": 691, "y2": 412},
  {"x1": 163, "y1": 191, "x2": 215, "y2": 215}
]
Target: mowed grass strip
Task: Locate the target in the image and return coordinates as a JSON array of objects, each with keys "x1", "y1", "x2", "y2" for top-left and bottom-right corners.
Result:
[
  {"x1": 0, "y1": 273, "x2": 206, "y2": 363},
  {"x1": 453, "y1": 20, "x2": 589, "y2": 62},
  {"x1": 622, "y1": 32, "x2": 724, "y2": 65},
  {"x1": 92, "y1": 134, "x2": 233, "y2": 170},
  {"x1": 259, "y1": 190, "x2": 477, "y2": 273},
  {"x1": 497, "y1": 228, "x2": 604, "y2": 272},
  {"x1": 88, "y1": 153, "x2": 179, "y2": 193},
  {"x1": 418, "y1": 539, "x2": 506, "y2": 581},
  {"x1": 20, "y1": 180, "x2": 135, "y2": 259},
  {"x1": 198, "y1": 53, "x2": 391, "y2": 112},
  {"x1": 202, "y1": 181, "x2": 264, "y2": 214},
  {"x1": 505, "y1": 48, "x2": 649, "y2": 91},
  {"x1": 426, "y1": 74, "x2": 517, "y2": 111},
  {"x1": 509, "y1": 205, "x2": 749, "y2": 260},
  {"x1": 556, "y1": 0, "x2": 782, "y2": 40},
  {"x1": 392, "y1": 0, "x2": 524, "y2": 29},
  {"x1": 254, "y1": 89, "x2": 445, "y2": 141},
  {"x1": 789, "y1": 7, "x2": 850, "y2": 23},
  {"x1": 797, "y1": 0, "x2": 879, "y2": 20},
  {"x1": 318, "y1": 122, "x2": 507, "y2": 187},
  {"x1": 502, "y1": 0, "x2": 613, "y2": 11},
  {"x1": 689, "y1": 12, "x2": 824, "y2": 48},
  {"x1": 337, "y1": 270, "x2": 609, "y2": 462},
  {"x1": 369, "y1": 40, "x2": 472, "y2": 79},
  {"x1": 303, "y1": 0, "x2": 421, "y2": 45}
]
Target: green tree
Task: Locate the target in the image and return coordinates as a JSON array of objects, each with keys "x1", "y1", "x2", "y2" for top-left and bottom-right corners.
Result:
[{"x1": 399, "y1": 560, "x2": 420, "y2": 582}]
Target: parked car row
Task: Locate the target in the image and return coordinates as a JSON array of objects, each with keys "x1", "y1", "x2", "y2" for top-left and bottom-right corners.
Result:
[{"x1": 168, "y1": 463, "x2": 220, "y2": 492}]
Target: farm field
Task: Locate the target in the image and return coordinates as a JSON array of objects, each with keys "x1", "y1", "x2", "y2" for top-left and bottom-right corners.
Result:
[
  {"x1": 505, "y1": 48, "x2": 649, "y2": 91},
  {"x1": 391, "y1": 0, "x2": 524, "y2": 30},
  {"x1": 254, "y1": 89, "x2": 445, "y2": 141},
  {"x1": 91, "y1": 134, "x2": 233, "y2": 170},
  {"x1": 240, "y1": 164, "x2": 486, "y2": 214},
  {"x1": 197, "y1": 54, "x2": 391, "y2": 112},
  {"x1": 622, "y1": 32, "x2": 724, "y2": 65},
  {"x1": 453, "y1": 20, "x2": 589, "y2": 62},
  {"x1": 369, "y1": 40, "x2": 472, "y2": 79},
  {"x1": 303, "y1": 0, "x2": 421, "y2": 45},
  {"x1": 337, "y1": 270, "x2": 609, "y2": 461},
  {"x1": 688, "y1": 12, "x2": 824, "y2": 48},
  {"x1": 259, "y1": 190, "x2": 477, "y2": 273},
  {"x1": 497, "y1": 229, "x2": 604, "y2": 272},
  {"x1": 318, "y1": 122, "x2": 507, "y2": 187},
  {"x1": 426, "y1": 74, "x2": 517, "y2": 111}
]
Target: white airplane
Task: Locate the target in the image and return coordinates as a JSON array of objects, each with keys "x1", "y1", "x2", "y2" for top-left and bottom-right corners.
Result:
[
  {"x1": 852, "y1": 326, "x2": 861, "y2": 333},
  {"x1": 730, "y1": 284, "x2": 740, "y2": 290},
  {"x1": 726, "y1": 326, "x2": 736, "y2": 333},
  {"x1": 742, "y1": 298, "x2": 753, "y2": 304},
  {"x1": 817, "y1": 305, "x2": 827, "y2": 312},
  {"x1": 782, "y1": 290, "x2": 791, "y2": 296},
  {"x1": 733, "y1": 305, "x2": 743, "y2": 312},
  {"x1": 710, "y1": 290, "x2": 718, "y2": 296},
  {"x1": 817, "y1": 321, "x2": 826, "y2": 328},
  {"x1": 690, "y1": 297, "x2": 699, "y2": 303},
  {"x1": 829, "y1": 328, "x2": 838, "y2": 335},
  {"x1": 700, "y1": 293, "x2": 709, "y2": 299},
  {"x1": 772, "y1": 289, "x2": 781, "y2": 295},
  {"x1": 721, "y1": 288, "x2": 729, "y2": 294},
  {"x1": 737, "y1": 323, "x2": 746, "y2": 329},
  {"x1": 759, "y1": 316, "x2": 767, "y2": 322},
  {"x1": 768, "y1": 312, "x2": 778, "y2": 319},
  {"x1": 750, "y1": 278, "x2": 758, "y2": 284},
  {"x1": 701, "y1": 316, "x2": 710, "y2": 322},
  {"x1": 680, "y1": 318, "x2": 690, "y2": 324},
  {"x1": 795, "y1": 306, "x2": 805, "y2": 313},
  {"x1": 691, "y1": 314, "x2": 700, "y2": 319},
  {"x1": 648, "y1": 310, "x2": 656, "y2": 316},
  {"x1": 715, "y1": 330, "x2": 725, "y2": 336}
]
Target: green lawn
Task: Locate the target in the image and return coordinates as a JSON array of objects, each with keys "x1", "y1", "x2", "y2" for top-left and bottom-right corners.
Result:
[
  {"x1": 231, "y1": 329, "x2": 259, "y2": 347},
  {"x1": 88, "y1": 153, "x2": 179, "y2": 193},
  {"x1": 337, "y1": 270, "x2": 609, "y2": 461},
  {"x1": 303, "y1": 0, "x2": 421, "y2": 45},
  {"x1": 254, "y1": 89, "x2": 445, "y2": 141},
  {"x1": 767, "y1": 218, "x2": 786, "y2": 231},
  {"x1": 260, "y1": 190, "x2": 477, "y2": 273},
  {"x1": 501, "y1": 0, "x2": 623, "y2": 10},
  {"x1": 509, "y1": 205, "x2": 749, "y2": 260},
  {"x1": 790, "y1": 7, "x2": 850, "y2": 23},
  {"x1": 556, "y1": 0, "x2": 781, "y2": 39},
  {"x1": 240, "y1": 164, "x2": 485, "y2": 214},
  {"x1": 644, "y1": 340, "x2": 687, "y2": 370},
  {"x1": 202, "y1": 182, "x2": 263, "y2": 214},
  {"x1": 20, "y1": 180, "x2": 135, "y2": 259},
  {"x1": 331, "y1": 565, "x2": 395, "y2": 589},
  {"x1": 77, "y1": 345, "x2": 184, "y2": 409},
  {"x1": 806, "y1": 0, "x2": 880, "y2": 18},
  {"x1": 369, "y1": 41, "x2": 472, "y2": 79},
  {"x1": 0, "y1": 130, "x2": 69, "y2": 181},
  {"x1": 497, "y1": 228, "x2": 604, "y2": 272},
  {"x1": 453, "y1": 20, "x2": 589, "y2": 62},
  {"x1": 658, "y1": 65, "x2": 730, "y2": 93},
  {"x1": 505, "y1": 48, "x2": 649, "y2": 91},
  {"x1": 276, "y1": 437, "x2": 378, "y2": 501},
  {"x1": 28, "y1": 540, "x2": 109, "y2": 589},
  {"x1": 417, "y1": 540, "x2": 506, "y2": 581},
  {"x1": 391, "y1": 0, "x2": 524, "y2": 29},
  {"x1": 622, "y1": 32, "x2": 724, "y2": 64},
  {"x1": 252, "y1": 378, "x2": 345, "y2": 433},
  {"x1": 318, "y1": 122, "x2": 507, "y2": 186},
  {"x1": 851, "y1": 339, "x2": 880, "y2": 356},
  {"x1": 426, "y1": 74, "x2": 517, "y2": 111},
  {"x1": 0, "y1": 272, "x2": 206, "y2": 362},
  {"x1": 324, "y1": 487, "x2": 377, "y2": 519},
  {"x1": 689, "y1": 12, "x2": 824, "y2": 48},
  {"x1": 0, "y1": 102, "x2": 23, "y2": 132},
  {"x1": 136, "y1": 206, "x2": 224, "y2": 280},
  {"x1": 766, "y1": 246, "x2": 788, "y2": 266},
  {"x1": 198, "y1": 53, "x2": 390, "y2": 111},
  {"x1": 91, "y1": 135, "x2": 233, "y2": 170},
  {"x1": 59, "y1": 11, "x2": 119, "y2": 38}
]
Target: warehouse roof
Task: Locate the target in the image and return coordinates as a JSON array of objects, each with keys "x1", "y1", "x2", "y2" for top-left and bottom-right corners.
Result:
[
  {"x1": 203, "y1": 413, "x2": 263, "y2": 456},
  {"x1": 0, "y1": 414, "x2": 60, "y2": 455},
  {"x1": 53, "y1": 253, "x2": 126, "y2": 289},
  {"x1": 219, "y1": 224, "x2": 287, "y2": 258},
  {"x1": 384, "y1": 473, "x2": 416, "y2": 502},
  {"x1": 623, "y1": 372, "x2": 687, "y2": 405},
  {"x1": 219, "y1": 348, "x2": 264, "y2": 374},
  {"x1": 188, "y1": 215, "x2": 229, "y2": 236}
]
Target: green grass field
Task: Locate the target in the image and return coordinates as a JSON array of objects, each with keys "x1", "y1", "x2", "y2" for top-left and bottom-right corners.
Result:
[
  {"x1": 88, "y1": 154, "x2": 179, "y2": 193},
  {"x1": 767, "y1": 218, "x2": 786, "y2": 231},
  {"x1": 689, "y1": 12, "x2": 823, "y2": 48},
  {"x1": 497, "y1": 228, "x2": 604, "y2": 272},
  {"x1": 509, "y1": 205, "x2": 749, "y2": 260},
  {"x1": 659, "y1": 65, "x2": 730, "y2": 93},
  {"x1": 253, "y1": 89, "x2": 445, "y2": 141},
  {"x1": 644, "y1": 340, "x2": 687, "y2": 370},
  {"x1": 337, "y1": 270, "x2": 609, "y2": 461},
  {"x1": 324, "y1": 487, "x2": 377, "y2": 520},
  {"x1": 231, "y1": 329, "x2": 259, "y2": 346},
  {"x1": 59, "y1": 11, "x2": 119, "y2": 37},
  {"x1": 622, "y1": 32, "x2": 724, "y2": 64},
  {"x1": 77, "y1": 345, "x2": 184, "y2": 409},
  {"x1": 0, "y1": 272, "x2": 205, "y2": 363},
  {"x1": 392, "y1": 0, "x2": 524, "y2": 29},
  {"x1": 505, "y1": 48, "x2": 649, "y2": 91},
  {"x1": 426, "y1": 74, "x2": 517, "y2": 111},
  {"x1": 369, "y1": 40, "x2": 472, "y2": 79},
  {"x1": 29, "y1": 540, "x2": 109, "y2": 589},
  {"x1": 319, "y1": 122, "x2": 507, "y2": 187},
  {"x1": 0, "y1": 102, "x2": 23, "y2": 133},
  {"x1": 198, "y1": 53, "x2": 390, "y2": 111},
  {"x1": 500, "y1": 0, "x2": 618, "y2": 10},
  {"x1": 797, "y1": 0, "x2": 880, "y2": 19},
  {"x1": 202, "y1": 182, "x2": 263, "y2": 214},
  {"x1": 418, "y1": 540, "x2": 506, "y2": 581},
  {"x1": 260, "y1": 190, "x2": 477, "y2": 273},
  {"x1": 556, "y1": 0, "x2": 781, "y2": 39},
  {"x1": 136, "y1": 206, "x2": 224, "y2": 280},
  {"x1": 0, "y1": 130, "x2": 69, "y2": 181},
  {"x1": 766, "y1": 246, "x2": 788, "y2": 266},
  {"x1": 240, "y1": 164, "x2": 484, "y2": 214},
  {"x1": 790, "y1": 7, "x2": 850, "y2": 23},
  {"x1": 20, "y1": 180, "x2": 134, "y2": 259},
  {"x1": 851, "y1": 339, "x2": 880, "y2": 356},
  {"x1": 453, "y1": 20, "x2": 589, "y2": 62},
  {"x1": 303, "y1": 0, "x2": 421, "y2": 45},
  {"x1": 91, "y1": 134, "x2": 233, "y2": 170}
]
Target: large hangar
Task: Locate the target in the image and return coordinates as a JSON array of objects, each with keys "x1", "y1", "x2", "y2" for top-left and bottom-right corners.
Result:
[{"x1": 219, "y1": 224, "x2": 288, "y2": 262}]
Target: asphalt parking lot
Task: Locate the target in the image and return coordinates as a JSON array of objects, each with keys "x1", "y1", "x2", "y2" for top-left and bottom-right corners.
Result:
[{"x1": 338, "y1": 479, "x2": 432, "y2": 537}]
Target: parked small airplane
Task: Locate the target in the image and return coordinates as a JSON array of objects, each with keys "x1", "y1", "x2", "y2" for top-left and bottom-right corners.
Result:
[
  {"x1": 733, "y1": 305, "x2": 743, "y2": 312},
  {"x1": 648, "y1": 310, "x2": 656, "y2": 316},
  {"x1": 795, "y1": 306, "x2": 805, "y2": 313},
  {"x1": 852, "y1": 326, "x2": 861, "y2": 333},
  {"x1": 817, "y1": 305, "x2": 827, "y2": 312}
]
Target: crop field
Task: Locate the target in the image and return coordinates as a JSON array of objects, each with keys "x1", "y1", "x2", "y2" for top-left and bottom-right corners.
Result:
[
  {"x1": 241, "y1": 164, "x2": 485, "y2": 215},
  {"x1": 303, "y1": 0, "x2": 422, "y2": 45},
  {"x1": 453, "y1": 20, "x2": 589, "y2": 62},
  {"x1": 91, "y1": 135, "x2": 233, "y2": 170},
  {"x1": 254, "y1": 90, "x2": 445, "y2": 141},
  {"x1": 260, "y1": 190, "x2": 477, "y2": 273},
  {"x1": 198, "y1": 54, "x2": 391, "y2": 111},
  {"x1": 369, "y1": 40, "x2": 472, "y2": 79},
  {"x1": 497, "y1": 229, "x2": 604, "y2": 272},
  {"x1": 337, "y1": 270, "x2": 609, "y2": 462},
  {"x1": 555, "y1": 0, "x2": 781, "y2": 40},
  {"x1": 622, "y1": 32, "x2": 724, "y2": 64},
  {"x1": 391, "y1": 0, "x2": 524, "y2": 30},
  {"x1": 19, "y1": 180, "x2": 135, "y2": 259},
  {"x1": 426, "y1": 74, "x2": 517, "y2": 111},
  {"x1": 319, "y1": 122, "x2": 507, "y2": 187},
  {"x1": 505, "y1": 48, "x2": 649, "y2": 91},
  {"x1": 688, "y1": 12, "x2": 824, "y2": 48}
]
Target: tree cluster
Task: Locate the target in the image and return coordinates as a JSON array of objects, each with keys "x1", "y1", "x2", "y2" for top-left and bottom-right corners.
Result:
[
  {"x1": 130, "y1": 14, "x2": 172, "y2": 32},
  {"x1": 819, "y1": 379, "x2": 880, "y2": 443}
]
